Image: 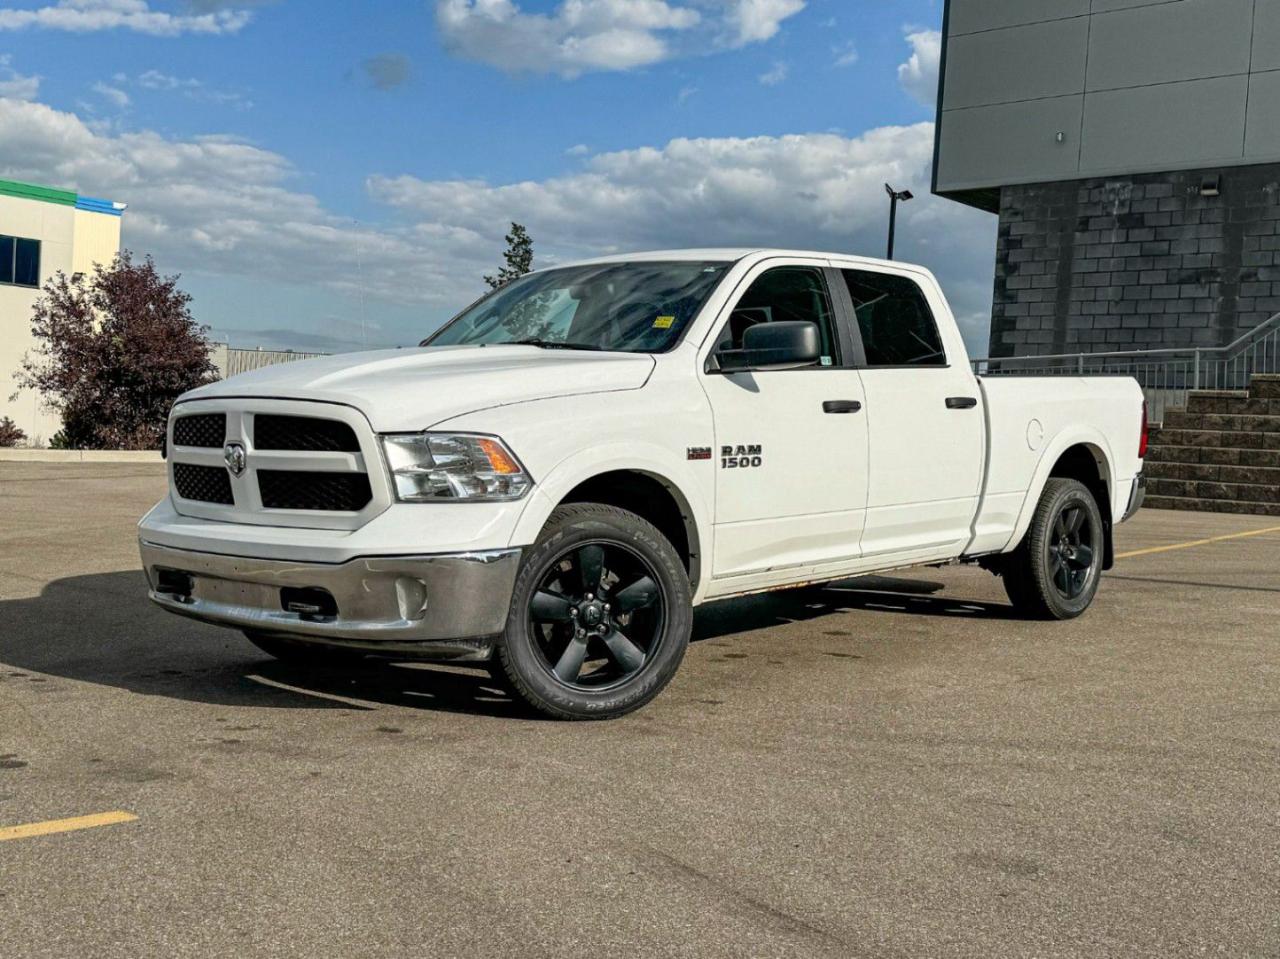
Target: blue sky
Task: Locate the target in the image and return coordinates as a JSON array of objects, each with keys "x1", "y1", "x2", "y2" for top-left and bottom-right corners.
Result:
[{"x1": 0, "y1": 0, "x2": 996, "y2": 354}]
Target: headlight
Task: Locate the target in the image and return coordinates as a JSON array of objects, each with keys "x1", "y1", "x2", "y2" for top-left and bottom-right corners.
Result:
[{"x1": 380, "y1": 432, "x2": 532, "y2": 502}]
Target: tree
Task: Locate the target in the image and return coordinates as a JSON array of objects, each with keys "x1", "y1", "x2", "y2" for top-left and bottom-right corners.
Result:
[
  {"x1": 484, "y1": 222, "x2": 534, "y2": 290},
  {"x1": 0, "y1": 417, "x2": 25, "y2": 448},
  {"x1": 13, "y1": 252, "x2": 218, "y2": 450}
]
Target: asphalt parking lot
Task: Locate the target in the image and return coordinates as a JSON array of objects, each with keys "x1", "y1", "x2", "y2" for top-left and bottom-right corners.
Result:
[{"x1": 1, "y1": 463, "x2": 1277, "y2": 958}]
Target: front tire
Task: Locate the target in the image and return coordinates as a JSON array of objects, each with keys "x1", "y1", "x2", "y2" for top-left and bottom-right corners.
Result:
[
  {"x1": 493, "y1": 503, "x2": 692, "y2": 720},
  {"x1": 1002, "y1": 478, "x2": 1104, "y2": 620}
]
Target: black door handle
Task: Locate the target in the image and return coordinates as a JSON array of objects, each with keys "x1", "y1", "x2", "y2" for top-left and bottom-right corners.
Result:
[
  {"x1": 946, "y1": 396, "x2": 978, "y2": 410},
  {"x1": 823, "y1": 400, "x2": 862, "y2": 414}
]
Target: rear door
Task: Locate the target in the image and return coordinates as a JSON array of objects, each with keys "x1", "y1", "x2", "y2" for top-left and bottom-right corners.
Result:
[
  {"x1": 833, "y1": 266, "x2": 984, "y2": 560},
  {"x1": 699, "y1": 259, "x2": 870, "y2": 584}
]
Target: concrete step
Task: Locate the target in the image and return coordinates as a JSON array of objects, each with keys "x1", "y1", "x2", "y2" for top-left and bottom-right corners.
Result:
[
  {"x1": 1145, "y1": 445, "x2": 1280, "y2": 468},
  {"x1": 1147, "y1": 477, "x2": 1280, "y2": 505},
  {"x1": 1185, "y1": 394, "x2": 1280, "y2": 416},
  {"x1": 1252, "y1": 375, "x2": 1280, "y2": 400},
  {"x1": 1145, "y1": 429, "x2": 1280, "y2": 452},
  {"x1": 1145, "y1": 494, "x2": 1280, "y2": 516},
  {"x1": 1144, "y1": 462, "x2": 1280, "y2": 485},
  {"x1": 1161, "y1": 410, "x2": 1280, "y2": 433}
]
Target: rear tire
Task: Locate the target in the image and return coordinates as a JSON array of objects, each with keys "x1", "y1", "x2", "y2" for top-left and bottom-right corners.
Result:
[
  {"x1": 243, "y1": 631, "x2": 368, "y2": 666},
  {"x1": 493, "y1": 503, "x2": 692, "y2": 720},
  {"x1": 1002, "y1": 478, "x2": 1104, "y2": 620}
]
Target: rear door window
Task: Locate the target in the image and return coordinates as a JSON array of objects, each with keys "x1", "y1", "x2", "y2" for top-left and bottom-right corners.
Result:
[{"x1": 840, "y1": 269, "x2": 946, "y2": 367}]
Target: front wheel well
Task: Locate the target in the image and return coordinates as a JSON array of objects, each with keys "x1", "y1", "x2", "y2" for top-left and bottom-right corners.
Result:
[
  {"x1": 558, "y1": 471, "x2": 701, "y2": 590},
  {"x1": 1047, "y1": 444, "x2": 1115, "y2": 570}
]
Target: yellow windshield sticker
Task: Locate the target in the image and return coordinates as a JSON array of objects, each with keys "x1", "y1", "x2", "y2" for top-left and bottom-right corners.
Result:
[{"x1": 654, "y1": 315, "x2": 676, "y2": 329}]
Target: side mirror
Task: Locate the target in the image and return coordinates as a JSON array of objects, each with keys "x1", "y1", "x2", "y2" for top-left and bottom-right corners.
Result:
[{"x1": 714, "y1": 320, "x2": 821, "y2": 373}]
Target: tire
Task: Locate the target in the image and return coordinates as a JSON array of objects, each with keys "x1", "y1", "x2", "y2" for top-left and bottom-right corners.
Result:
[
  {"x1": 1002, "y1": 478, "x2": 1105, "y2": 620},
  {"x1": 492, "y1": 503, "x2": 693, "y2": 720},
  {"x1": 243, "y1": 631, "x2": 368, "y2": 666}
]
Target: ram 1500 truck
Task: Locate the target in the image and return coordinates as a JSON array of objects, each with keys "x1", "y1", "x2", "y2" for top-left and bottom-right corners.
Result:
[{"x1": 140, "y1": 250, "x2": 1147, "y2": 719}]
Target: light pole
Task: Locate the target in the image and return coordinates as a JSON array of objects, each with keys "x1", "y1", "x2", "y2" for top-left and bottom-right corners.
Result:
[{"x1": 885, "y1": 183, "x2": 914, "y2": 260}]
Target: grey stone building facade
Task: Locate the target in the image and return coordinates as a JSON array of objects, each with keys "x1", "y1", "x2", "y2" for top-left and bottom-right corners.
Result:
[{"x1": 932, "y1": 0, "x2": 1280, "y2": 358}]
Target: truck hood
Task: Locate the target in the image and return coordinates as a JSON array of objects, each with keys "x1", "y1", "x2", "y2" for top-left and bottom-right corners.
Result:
[{"x1": 183, "y1": 345, "x2": 656, "y2": 432}]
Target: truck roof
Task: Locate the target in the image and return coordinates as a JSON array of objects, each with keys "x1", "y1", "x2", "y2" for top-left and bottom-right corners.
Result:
[{"x1": 560, "y1": 248, "x2": 922, "y2": 272}]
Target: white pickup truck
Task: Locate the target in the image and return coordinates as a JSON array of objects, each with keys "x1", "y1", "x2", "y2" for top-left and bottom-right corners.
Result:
[{"x1": 140, "y1": 249, "x2": 1147, "y2": 719}]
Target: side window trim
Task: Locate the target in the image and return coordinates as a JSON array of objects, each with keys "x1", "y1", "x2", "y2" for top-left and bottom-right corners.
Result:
[
  {"x1": 836, "y1": 266, "x2": 951, "y2": 370},
  {"x1": 704, "y1": 262, "x2": 849, "y2": 373}
]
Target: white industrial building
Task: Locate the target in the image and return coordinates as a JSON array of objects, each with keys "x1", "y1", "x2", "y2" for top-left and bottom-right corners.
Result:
[{"x1": 0, "y1": 178, "x2": 125, "y2": 444}]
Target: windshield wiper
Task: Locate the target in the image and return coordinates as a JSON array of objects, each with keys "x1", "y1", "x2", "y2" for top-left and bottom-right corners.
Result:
[{"x1": 508, "y1": 338, "x2": 605, "y2": 352}]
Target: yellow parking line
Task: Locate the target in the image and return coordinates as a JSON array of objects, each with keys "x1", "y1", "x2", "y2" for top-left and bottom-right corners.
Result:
[
  {"x1": 0, "y1": 810, "x2": 137, "y2": 843},
  {"x1": 1117, "y1": 524, "x2": 1280, "y2": 560}
]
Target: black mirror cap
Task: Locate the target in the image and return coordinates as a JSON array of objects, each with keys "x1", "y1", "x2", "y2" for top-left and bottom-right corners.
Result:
[{"x1": 716, "y1": 320, "x2": 822, "y2": 373}]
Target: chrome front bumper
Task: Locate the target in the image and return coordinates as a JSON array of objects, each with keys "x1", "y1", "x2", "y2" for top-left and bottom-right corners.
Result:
[{"x1": 140, "y1": 541, "x2": 521, "y2": 659}]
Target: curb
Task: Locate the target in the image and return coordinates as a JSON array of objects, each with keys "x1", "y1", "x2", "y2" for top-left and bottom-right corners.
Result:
[{"x1": 0, "y1": 449, "x2": 163, "y2": 464}]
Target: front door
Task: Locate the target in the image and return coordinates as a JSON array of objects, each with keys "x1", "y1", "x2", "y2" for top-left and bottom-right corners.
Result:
[{"x1": 699, "y1": 262, "x2": 870, "y2": 583}]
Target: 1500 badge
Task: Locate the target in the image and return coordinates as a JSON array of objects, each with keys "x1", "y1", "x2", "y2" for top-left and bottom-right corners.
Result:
[{"x1": 721, "y1": 444, "x2": 763, "y2": 469}]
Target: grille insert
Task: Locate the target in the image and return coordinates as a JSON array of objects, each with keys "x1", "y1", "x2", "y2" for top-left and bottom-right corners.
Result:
[
  {"x1": 258, "y1": 470, "x2": 372, "y2": 512},
  {"x1": 173, "y1": 463, "x2": 234, "y2": 505},
  {"x1": 254, "y1": 415, "x2": 360, "y2": 453},
  {"x1": 173, "y1": 413, "x2": 226, "y2": 449}
]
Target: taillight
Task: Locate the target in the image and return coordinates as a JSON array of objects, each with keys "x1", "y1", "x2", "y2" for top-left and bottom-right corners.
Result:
[{"x1": 1138, "y1": 401, "x2": 1149, "y2": 459}]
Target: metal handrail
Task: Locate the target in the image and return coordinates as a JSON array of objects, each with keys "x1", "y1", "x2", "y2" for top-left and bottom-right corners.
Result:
[
  {"x1": 971, "y1": 312, "x2": 1280, "y2": 372},
  {"x1": 970, "y1": 312, "x2": 1280, "y2": 422}
]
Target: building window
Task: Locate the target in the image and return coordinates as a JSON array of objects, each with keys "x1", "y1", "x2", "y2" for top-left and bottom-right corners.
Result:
[{"x1": 0, "y1": 234, "x2": 41, "y2": 288}]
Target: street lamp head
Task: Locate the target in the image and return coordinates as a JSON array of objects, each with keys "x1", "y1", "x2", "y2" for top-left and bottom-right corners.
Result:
[{"x1": 885, "y1": 183, "x2": 914, "y2": 202}]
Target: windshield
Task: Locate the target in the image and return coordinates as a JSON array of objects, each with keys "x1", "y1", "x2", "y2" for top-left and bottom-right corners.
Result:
[{"x1": 425, "y1": 260, "x2": 730, "y2": 353}]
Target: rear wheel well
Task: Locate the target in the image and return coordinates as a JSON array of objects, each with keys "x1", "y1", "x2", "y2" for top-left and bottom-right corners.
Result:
[
  {"x1": 1048, "y1": 444, "x2": 1114, "y2": 569},
  {"x1": 560, "y1": 471, "x2": 700, "y2": 590}
]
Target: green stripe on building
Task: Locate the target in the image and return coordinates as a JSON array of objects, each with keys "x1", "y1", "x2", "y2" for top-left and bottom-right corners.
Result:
[{"x1": 0, "y1": 178, "x2": 78, "y2": 207}]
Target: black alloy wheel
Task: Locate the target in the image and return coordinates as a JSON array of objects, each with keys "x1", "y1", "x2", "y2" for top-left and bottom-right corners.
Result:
[
  {"x1": 492, "y1": 503, "x2": 692, "y2": 720},
  {"x1": 1003, "y1": 477, "x2": 1105, "y2": 620},
  {"x1": 528, "y1": 541, "x2": 665, "y2": 690},
  {"x1": 1048, "y1": 502, "x2": 1096, "y2": 600}
]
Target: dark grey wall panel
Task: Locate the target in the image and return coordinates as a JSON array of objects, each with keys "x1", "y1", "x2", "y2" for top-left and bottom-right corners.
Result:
[
  {"x1": 935, "y1": 0, "x2": 1280, "y2": 196},
  {"x1": 1245, "y1": 71, "x2": 1280, "y2": 158},
  {"x1": 949, "y1": 0, "x2": 1087, "y2": 35},
  {"x1": 1081, "y1": 76, "x2": 1248, "y2": 171},
  {"x1": 1086, "y1": 0, "x2": 1254, "y2": 92},
  {"x1": 944, "y1": 19, "x2": 1088, "y2": 109},
  {"x1": 1253, "y1": 0, "x2": 1280, "y2": 73},
  {"x1": 938, "y1": 97, "x2": 1083, "y2": 189}
]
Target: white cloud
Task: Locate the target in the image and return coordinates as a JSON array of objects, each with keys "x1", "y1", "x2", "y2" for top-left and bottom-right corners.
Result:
[
  {"x1": 0, "y1": 53, "x2": 39, "y2": 99},
  {"x1": 370, "y1": 125, "x2": 997, "y2": 346},
  {"x1": 92, "y1": 80, "x2": 130, "y2": 108},
  {"x1": 832, "y1": 41, "x2": 857, "y2": 68},
  {"x1": 0, "y1": 0, "x2": 252, "y2": 36},
  {"x1": 435, "y1": 0, "x2": 804, "y2": 77},
  {"x1": 721, "y1": 0, "x2": 804, "y2": 46},
  {"x1": 898, "y1": 29, "x2": 941, "y2": 107},
  {"x1": 0, "y1": 97, "x2": 996, "y2": 352},
  {"x1": 566, "y1": 143, "x2": 591, "y2": 157},
  {"x1": 124, "y1": 68, "x2": 252, "y2": 107},
  {"x1": 758, "y1": 61, "x2": 787, "y2": 86}
]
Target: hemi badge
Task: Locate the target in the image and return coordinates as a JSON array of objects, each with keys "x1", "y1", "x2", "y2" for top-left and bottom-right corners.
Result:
[{"x1": 687, "y1": 447, "x2": 712, "y2": 461}]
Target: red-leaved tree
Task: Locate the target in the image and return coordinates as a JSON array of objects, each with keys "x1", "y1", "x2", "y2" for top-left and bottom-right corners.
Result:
[{"x1": 13, "y1": 252, "x2": 217, "y2": 450}]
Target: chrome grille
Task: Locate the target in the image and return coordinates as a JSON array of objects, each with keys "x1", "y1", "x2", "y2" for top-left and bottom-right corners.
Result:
[
  {"x1": 173, "y1": 463, "x2": 234, "y2": 505},
  {"x1": 173, "y1": 413, "x2": 225, "y2": 449},
  {"x1": 253, "y1": 414, "x2": 360, "y2": 453}
]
